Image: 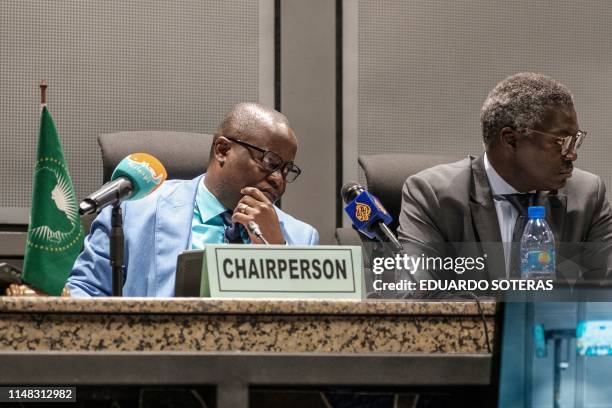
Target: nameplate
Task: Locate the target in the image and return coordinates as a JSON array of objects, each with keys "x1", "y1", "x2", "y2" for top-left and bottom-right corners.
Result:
[{"x1": 200, "y1": 245, "x2": 362, "y2": 299}]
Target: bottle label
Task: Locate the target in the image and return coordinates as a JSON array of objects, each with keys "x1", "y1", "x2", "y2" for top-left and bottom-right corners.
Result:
[{"x1": 521, "y1": 249, "x2": 556, "y2": 276}]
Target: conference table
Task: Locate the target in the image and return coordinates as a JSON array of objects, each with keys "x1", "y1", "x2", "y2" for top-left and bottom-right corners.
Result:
[{"x1": 0, "y1": 297, "x2": 496, "y2": 407}]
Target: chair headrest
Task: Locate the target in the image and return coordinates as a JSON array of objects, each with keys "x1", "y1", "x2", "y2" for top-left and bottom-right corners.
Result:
[
  {"x1": 98, "y1": 131, "x2": 214, "y2": 182},
  {"x1": 358, "y1": 153, "x2": 463, "y2": 231}
]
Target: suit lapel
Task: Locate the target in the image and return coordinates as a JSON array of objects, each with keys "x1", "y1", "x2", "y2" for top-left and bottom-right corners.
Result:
[
  {"x1": 153, "y1": 175, "x2": 202, "y2": 295},
  {"x1": 536, "y1": 190, "x2": 567, "y2": 242},
  {"x1": 274, "y1": 208, "x2": 294, "y2": 245},
  {"x1": 278, "y1": 219, "x2": 291, "y2": 244},
  {"x1": 469, "y1": 154, "x2": 506, "y2": 280},
  {"x1": 469, "y1": 154, "x2": 502, "y2": 243}
]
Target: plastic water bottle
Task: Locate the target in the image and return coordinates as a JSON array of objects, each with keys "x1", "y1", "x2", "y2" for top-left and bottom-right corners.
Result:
[{"x1": 520, "y1": 206, "x2": 556, "y2": 280}]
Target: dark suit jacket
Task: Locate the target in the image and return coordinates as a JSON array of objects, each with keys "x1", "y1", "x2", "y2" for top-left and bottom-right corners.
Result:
[{"x1": 397, "y1": 154, "x2": 612, "y2": 282}]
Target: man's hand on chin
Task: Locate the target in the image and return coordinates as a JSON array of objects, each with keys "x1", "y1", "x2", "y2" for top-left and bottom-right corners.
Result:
[{"x1": 231, "y1": 187, "x2": 286, "y2": 245}]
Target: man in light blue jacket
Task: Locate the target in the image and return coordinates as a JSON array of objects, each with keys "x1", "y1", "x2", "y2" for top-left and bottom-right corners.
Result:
[{"x1": 68, "y1": 103, "x2": 319, "y2": 297}]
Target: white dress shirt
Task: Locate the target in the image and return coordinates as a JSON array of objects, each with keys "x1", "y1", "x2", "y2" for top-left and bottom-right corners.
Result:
[{"x1": 483, "y1": 152, "x2": 522, "y2": 276}]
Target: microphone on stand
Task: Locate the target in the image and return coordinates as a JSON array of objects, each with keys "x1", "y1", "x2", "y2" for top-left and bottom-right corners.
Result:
[
  {"x1": 341, "y1": 182, "x2": 403, "y2": 254},
  {"x1": 79, "y1": 153, "x2": 167, "y2": 296}
]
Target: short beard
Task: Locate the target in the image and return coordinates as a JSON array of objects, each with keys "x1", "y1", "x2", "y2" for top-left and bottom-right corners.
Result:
[{"x1": 205, "y1": 177, "x2": 241, "y2": 210}]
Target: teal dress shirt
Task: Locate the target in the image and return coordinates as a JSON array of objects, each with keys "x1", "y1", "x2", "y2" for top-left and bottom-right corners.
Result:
[{"x1": 190, "y1": 180, "x2": 248, "y2": 248}]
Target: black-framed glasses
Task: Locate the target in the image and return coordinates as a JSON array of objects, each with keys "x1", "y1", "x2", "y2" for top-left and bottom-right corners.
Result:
[
  {"x1": 224, "y1": 136, "x2": 302, "y2": 183},
  {"x1": 527, "y1": 129, "x2": 587, "y2": 156}
]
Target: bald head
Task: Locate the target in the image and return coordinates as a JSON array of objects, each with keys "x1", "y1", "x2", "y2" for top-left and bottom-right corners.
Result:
[
  {"x1": 219, "y1": 102, "x2": 291, "y2": 138},
  {"x1": 205, "y1": 102, "x2": 299, "y2": 209}
]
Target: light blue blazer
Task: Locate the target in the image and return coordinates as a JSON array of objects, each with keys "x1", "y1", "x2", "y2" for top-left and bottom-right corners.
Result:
[{"x1": 67, "y1": 175, "x2": 319, "y2": 297}]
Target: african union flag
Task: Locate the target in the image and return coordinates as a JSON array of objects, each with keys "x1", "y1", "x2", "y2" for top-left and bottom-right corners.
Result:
[{"x1": 22, "y1": 105, "x2": 84, "y2": 295}]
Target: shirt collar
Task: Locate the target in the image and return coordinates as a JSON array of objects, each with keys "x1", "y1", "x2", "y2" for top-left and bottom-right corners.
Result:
[
  {"x1": 483, "y1": 152, "x2": 520, "y2": 196},
  {"x1": 195, "y1": 177, "x2": 229, "y2": 223}
]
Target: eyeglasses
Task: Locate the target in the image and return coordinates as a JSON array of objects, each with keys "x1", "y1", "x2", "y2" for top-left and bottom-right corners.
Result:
[
  {"x1": 527, "y1": 129, "x2": 587, "y2": 156},
  {"x1": 224, "y1": 136, "x2": 302, "y2": 183}
]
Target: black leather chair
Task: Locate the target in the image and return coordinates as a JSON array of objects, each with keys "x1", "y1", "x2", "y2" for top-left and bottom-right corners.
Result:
[
  {"x1": 82, "y1": 131, "x2": 214, "y2": 233},
  {"x1": 335, "y1": 153, "x2": 463, "y2": 245},
  {"x1": 98, "y1": 131, "x2": 214, "y2": 183}
]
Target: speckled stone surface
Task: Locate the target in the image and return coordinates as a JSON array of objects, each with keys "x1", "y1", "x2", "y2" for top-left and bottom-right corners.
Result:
[
  {"x1": 0, "y1": 297, "x2": 496, "y2": 315},
  {"x1": 0, "y1": 298, "x2": 495, "y2": 354}
]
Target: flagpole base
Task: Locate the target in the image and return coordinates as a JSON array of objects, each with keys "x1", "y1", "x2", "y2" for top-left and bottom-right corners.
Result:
[{"x1": 4, "y1": 284, "x2": 70, "y2": 297}]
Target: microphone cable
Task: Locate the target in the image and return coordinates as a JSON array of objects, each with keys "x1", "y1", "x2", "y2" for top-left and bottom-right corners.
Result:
[{"x1": 459, "y1": 290, "x2": 492, "y2": 353}]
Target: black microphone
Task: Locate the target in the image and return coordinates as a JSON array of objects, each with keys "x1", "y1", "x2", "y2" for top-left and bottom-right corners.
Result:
[
  {"x1": 79, "y1": 178, "x2": 132, "y2": 215},
  {"x1": 341, "y1": 182, "x2": 403, "y2": 253},
  {"x1": 79, "y1": 153, "x2": 167, "y2": 215}
]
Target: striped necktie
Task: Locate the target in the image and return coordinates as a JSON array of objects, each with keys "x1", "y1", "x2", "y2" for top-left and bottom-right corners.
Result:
[{"x1": 495, "y1": 193, "x2": 535, "y2": 277}]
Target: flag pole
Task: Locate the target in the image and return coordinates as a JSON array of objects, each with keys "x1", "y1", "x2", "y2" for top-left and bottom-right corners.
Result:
[
  {"x1": 40, "y1": 80, "x2": 48, "y2": 106},
  {"x1": 4, "y1": 81, "x2": 52, "y2": 296},
  {"x1": 5, "y1": 80, "x2": 76, "y2": 297}
]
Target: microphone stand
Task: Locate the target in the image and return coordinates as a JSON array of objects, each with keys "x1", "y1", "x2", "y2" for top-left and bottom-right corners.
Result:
[{"x1": 110, "y1": 203, "x2": 124, "y2": 296}]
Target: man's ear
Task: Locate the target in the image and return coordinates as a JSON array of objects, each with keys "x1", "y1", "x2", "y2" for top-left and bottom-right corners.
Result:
[
  {"x1": 213, "y1": 137, "x2": 231, "y2": 164},
  {"x1": 499, "y1": 127, "x2": 519, "y2": 150}
]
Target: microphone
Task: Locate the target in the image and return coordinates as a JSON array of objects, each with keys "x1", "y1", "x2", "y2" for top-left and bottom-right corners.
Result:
[
  {"x1": 341, "y1": 182, "x2": 403, "y2": 253},
  {"x1": 79, "y1": 153, "x2": 168, "y2": 215},
  {"x1": 247, "y1": 221, "x2": 270, "y2": 245}
]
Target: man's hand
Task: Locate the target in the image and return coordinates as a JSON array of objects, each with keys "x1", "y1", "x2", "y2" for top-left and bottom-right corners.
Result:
[{"x1": 232, "y1": 187, "x2": 285, "y2": 244}]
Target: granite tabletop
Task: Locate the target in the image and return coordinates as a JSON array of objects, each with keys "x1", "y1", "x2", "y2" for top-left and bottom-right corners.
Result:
[{"x1": 0, "y1": 296, "x2": 496, "y2": 316}]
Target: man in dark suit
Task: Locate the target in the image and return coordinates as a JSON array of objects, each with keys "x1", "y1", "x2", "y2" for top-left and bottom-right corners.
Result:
[{"x1": 397, "y1": 73, "x2": 612, "y2": 284}]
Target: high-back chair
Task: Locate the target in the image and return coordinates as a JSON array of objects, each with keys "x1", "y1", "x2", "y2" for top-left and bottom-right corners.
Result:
[
  {"x1": 335, "y1": 152, "x2": 463, "y2": 246},
  {"x1": 98, "y1": 131, "x2": 214, "y2": 183},
  {"x1": 81, "y1": 131, "x2": 214, "y2": 233}
]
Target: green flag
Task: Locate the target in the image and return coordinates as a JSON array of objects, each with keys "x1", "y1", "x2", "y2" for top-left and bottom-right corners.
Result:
[{"x1": 22, "y1": 105, "x2": 84, "y2": 295}]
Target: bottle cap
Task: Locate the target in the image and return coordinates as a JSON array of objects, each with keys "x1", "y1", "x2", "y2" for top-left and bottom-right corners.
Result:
[{"x1": 528, "y1": 205, "x2": 545, "y2": 219}]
